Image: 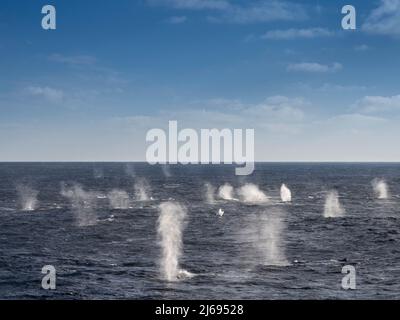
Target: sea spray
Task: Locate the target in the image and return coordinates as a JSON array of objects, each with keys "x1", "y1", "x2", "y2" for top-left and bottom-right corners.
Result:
[
  {"x1": 124, "y1": 163, "x2": 136, "y2": 177},
  {"x1": 134, "y1": 178, "x2": 150, "y2": 201},
  {"x1": 93, "y1": 167, "x2": 104, "y2": 179},
  {"x1": 16, "y1": 185, "x2": 38, "y2": 211},
  {"x1": 259, "y1": 210, "x2": 289, "y2": 266},
  {"x1": 204, "y1": 183, "x2": 216, "y2": 204},
  {"x1": 324, "y1": 190, "x2": 345, "y2": 218},
  {"x1": 372, "y1": 179, "x2": 389, "y2": 199},
  {"x1": 218, "y1": 183, "x2": 235, "y2": 200},
  {"x1": 162, "y1": 165, "x2": 171, "y2": 178},
  {"x1": 61, "y1": 183, "x2": 97, "y2": 226},
  {"x1": 108, "y1": 189, "x2": 130, "y2": 209},
  {"x1": 157, "y1": 202, "x2": 191, "y2": 281},
  {"x1": 237, "y1": 183, "x2": 268, "y2": 204},
  {"x1": 280, "y1": 184, "x2": 292, "y2": 202},
  {"x1": 242, "y1": 209, "x2": 288, "y2": 266}
]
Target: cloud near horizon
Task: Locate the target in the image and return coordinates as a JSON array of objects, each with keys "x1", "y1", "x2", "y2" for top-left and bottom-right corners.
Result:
[
  {"x1": 353, "y1": 95, "x2": 400, "y2": 114},
  {"x1": 116, "y1": 95, "x2": 308, "y2": 133}
]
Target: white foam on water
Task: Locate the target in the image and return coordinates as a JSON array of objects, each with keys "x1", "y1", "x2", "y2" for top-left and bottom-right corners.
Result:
[{"x1": 177, "y1": 269, "x2": 195, "y2": 280}]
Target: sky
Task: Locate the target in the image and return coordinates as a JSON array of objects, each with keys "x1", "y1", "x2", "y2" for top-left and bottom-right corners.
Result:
[{"x1": 0, "y1": 0, "x2": 400, "y2": 161}]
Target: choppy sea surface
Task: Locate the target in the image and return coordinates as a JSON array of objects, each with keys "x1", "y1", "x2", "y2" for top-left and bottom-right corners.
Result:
[{"x1": 1, "y1": 162, "x2": 400, "y2": 299}]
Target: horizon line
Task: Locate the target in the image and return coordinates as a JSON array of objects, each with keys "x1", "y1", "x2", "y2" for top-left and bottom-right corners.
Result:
[{"x1": 0, "y1": 161, "x2": 400, "y2": 164}]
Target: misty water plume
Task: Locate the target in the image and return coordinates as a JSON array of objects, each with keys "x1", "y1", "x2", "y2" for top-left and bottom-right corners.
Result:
[
  {"x1": 157, "y1": 202, "x2": 192, "y2": 281},
  {"x1": 243, "y1": 208, "x2": 289, "y2": 267},
  {"x1": 218, "y1": 183, "x2": 235, "y2": 200},
  {"x1": 162, "y1": 165, "x2": 171, "y2": 178},
  {"x1": 237, "y1": 183, "x2": 269, "y2": 204},
  {"x1": 93, "y1": 167, "x2": 104, "y2": 179},
  {"x1": 16, "y1": 184, "x2": 39, "y2": 211},
  {"x1": 372, "y1": 178, "x2": 389, "y2": 199},
  {"x1": 280, "y1": 184, "x2": 292, "y2": 202},
  {"x1": 324, "y1": 190, "x2": 345, "y2": 218},
  {"x1": 134, "y1": 178, "x2": 151, "y2": 201},
  {"x1": 61, "y1": 183, "x2": 97, "y2": 226},
  {"x1": 124, "y1": 163, "x2": 136, "y2": 177},
  {"x1": 108, "y1": 189, "x2": 130, "y2": 209},
  {"x1": 204, "y1": 183, "x2": 216, "y2": 204}
]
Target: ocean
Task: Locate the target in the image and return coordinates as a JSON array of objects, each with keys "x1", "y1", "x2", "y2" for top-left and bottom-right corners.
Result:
[{"x1": 0, "y1": 162, "x2": 399, "y2": 299}]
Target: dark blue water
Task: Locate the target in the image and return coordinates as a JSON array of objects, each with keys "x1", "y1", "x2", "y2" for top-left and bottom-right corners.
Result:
[{"x1": 1, "y1": 163, "x2": 400, "y2": 299}]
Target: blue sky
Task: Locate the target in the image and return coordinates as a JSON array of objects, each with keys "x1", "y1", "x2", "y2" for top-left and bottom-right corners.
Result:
[{"x1": 0, "y1": 0, "x2": 400, "y2": 161}]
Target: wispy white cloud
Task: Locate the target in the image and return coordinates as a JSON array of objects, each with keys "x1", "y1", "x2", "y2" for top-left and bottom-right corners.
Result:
[
  {"x1": 48, "y1": 53, "x2": 128, "y2": 90},
  {"x1": 353, "y1": 95, "x2": 400, "y2": 113},
  {"x1": 326, "y1": 113, "x2": 387, "y2": 126},
  {"x1": 354, "y1": 44, "x2": 370, "y2": 51},
  {"x1": 26, "y1": 86, "x2": 64, "y2": 103},
  {"x1": 317, "y1": 83, "x2": 367, "y2": 92},
  {"x1": 244, "y1": 96, "x2": 306, "y2": 122},
  {"x1": 191, "y1": 97, "x2": 245, "y2": 110},
  {"x1": 166, "y1": 15, "x2": 187, "y2": 24},
  {"x1": 287, "y1": 62, "x2": 342, "y2": 73},
  {"x1": 362, "y1": 0, "x2": 400, "y2": 36},
  {"x1": 312, "y1": 113, "x2": 389, "y2": 145},
  {"x1": 148, "y1": 0, "x2": 307, "y2": 24},
  {"x1": 49, "y1": 54, "x2": 97, "y2": 66},
  {"x1": 262, "y1": 27, "x2": 333, "y2": 40},
  {"x1": 291, "y1": 82, "x2": 368, "y2": 95},
  {"x1": 148, "y1": 0, "x2": 229, "y2": 10},
  {"x1": 210, "y1": 1, "x2": 307, "y2": 24}
]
